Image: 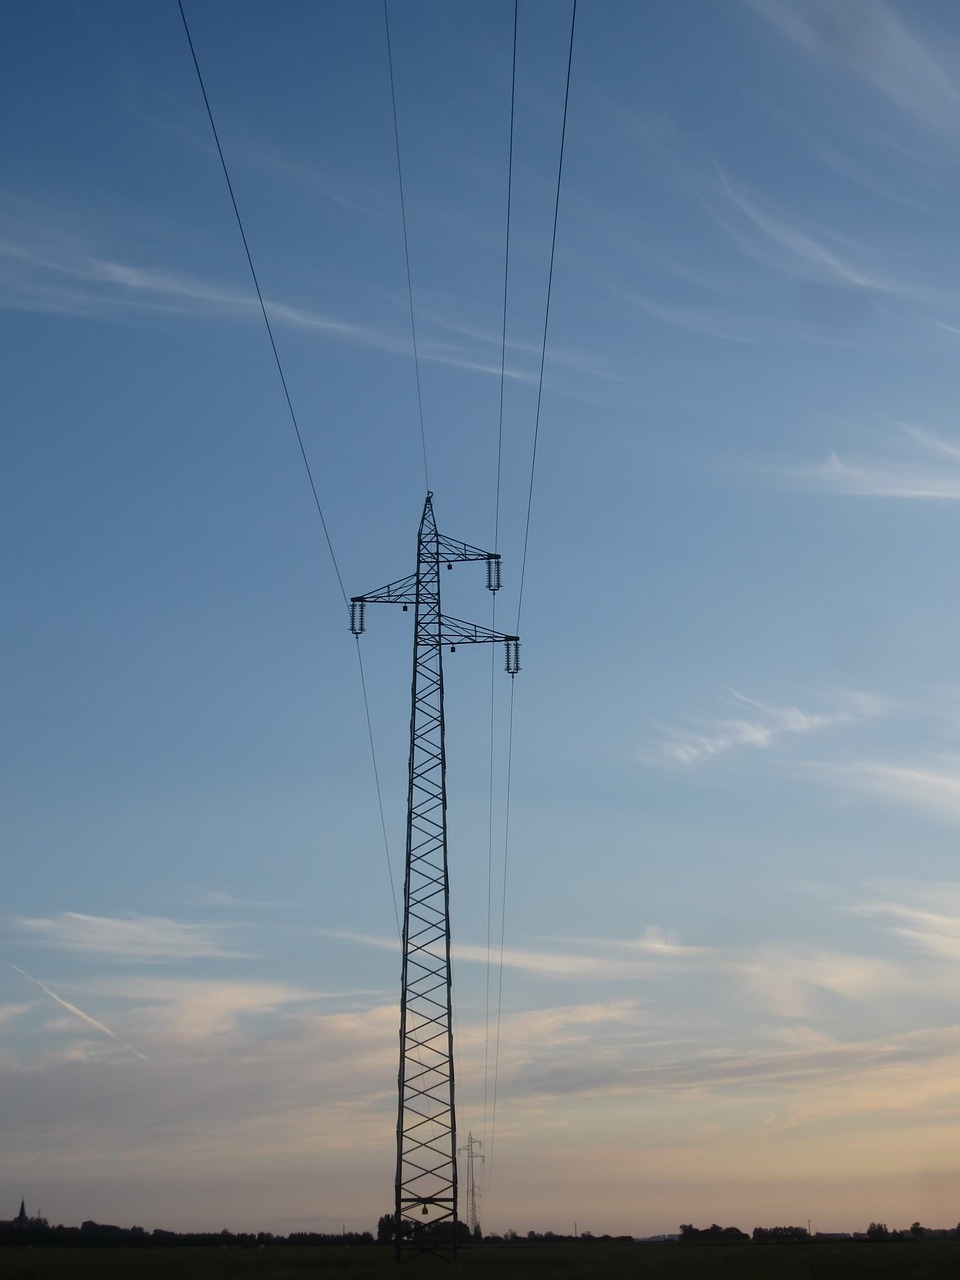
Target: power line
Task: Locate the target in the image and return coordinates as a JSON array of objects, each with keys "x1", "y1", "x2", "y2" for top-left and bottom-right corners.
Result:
[
  {"x1": 354, "y1": 638, "x2": 401, "y2": 937},
  {"x1": 487, "y1": 677, "x2": 517, "y2": 1185},
  {"x1": 177, "y1": 0, "x2": 347, "y2": 608},
  {"x1": 494, "y1": 0, "x2": 519, "y2": 559},
  {"x1": 483, "y1": 0, "x2": 519, "y2": 1162},
  {"x1": 176, "y1": 0, "x2": 398, "y2": 926},
  {"x1": 488, "y1": 0, "x2": 578, "y2": 1190},
  {"x1": 515, "y1": 0, "x2": 578, "y2": 634},
  {"x1": 383, "y1": 0, "x2": 430, "y2": 493}
]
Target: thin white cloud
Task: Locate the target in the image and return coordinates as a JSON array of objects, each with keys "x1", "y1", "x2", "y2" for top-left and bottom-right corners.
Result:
[
  {"x1": 651, "y1": 687, "x2": 885, "y2": 768},
  {"x1": 819, "y1": 759, "x2": 960, "y2": 823},
  {"x1": 856, "y1": 901, "x2": 960, "y2": 961},
  {"x1": 612, "y1": 288, "x2": 755, "y2": 342},
  {"x1": 0, "y1": 1001, "x2": 34, "y2": 1028},
  {"x1": 617, "y1": 1021, "x2": 960, "y2": 1098},
  {"x1": 703, "y1": 174, "x2": 960, "y2": 341},
  {"x1": 746, "y1": 0, "x2": 960, "y2": 135},
  {"x1": 337, "y1": 926, "x2": 904, "y2": 1023},
  {"x1": 179, "y1": 888, "x2": 299, "y2": 909},
  {"x1": 713, "y1": 171, "x2": 881, "y2": 290},
  {"x1": 337, "y1": 929, "x2": 631, "y2": 980},
  {"x1": 734, "y1": 946, "x2": 906, "y2": 1019},
  {"x1": 12, "y1": 912, "x2": 239, "y2": 961},
  {"x1": 778, "y1": 425, "x2": 960, "y2": 499},
  {"x1": 106, "y1": 978, "x2": 318, "y2": 1042},
  {"x1": 0, "y1": 220, "x2": 621, "y2": 395}
]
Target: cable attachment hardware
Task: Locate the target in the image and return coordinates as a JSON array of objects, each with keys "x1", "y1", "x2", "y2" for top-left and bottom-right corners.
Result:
[
  {"x1": 486, "y1": 555, "x2": 502, "y2": 593},
  {"x1": 504, "y1": 638, "x2": 520, "y2": 675},
  {"x1": 350, "y1": 599, "x2": 366, "y2": 636}
]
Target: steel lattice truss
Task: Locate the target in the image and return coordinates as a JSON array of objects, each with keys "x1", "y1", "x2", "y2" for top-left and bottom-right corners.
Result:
[{"x1": 351, "y1": 493, "x2": 518, "y2": 1259}]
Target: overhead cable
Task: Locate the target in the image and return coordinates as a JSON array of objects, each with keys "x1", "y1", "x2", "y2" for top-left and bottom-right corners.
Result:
[
  {"x1": 488, "y1": 0, "x2": 579, "y2": 1187},
  {"x1": 483, "y1": 0, "x2": 519, "y2": 1164},
  {"x1": 176, "y1": 0, "x2": 400, "y2": 933},
  {"x1": 383, "y1": 0, "x2": 430, "y2": 492},
  {"x1": 177, "y1": 0, "x2": 347, "y2": 608},
  {"x1": 515, "y1": 0, "x2": 578, "y2": 634}
]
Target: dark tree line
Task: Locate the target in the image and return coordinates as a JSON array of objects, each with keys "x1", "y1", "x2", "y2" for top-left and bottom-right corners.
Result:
[
  {"x1": 0, "y1": 1220, "x2": 373, "y2": 1249},
  {"x1": 679, "y1": 1223, "x2": 750, "y2": 1243}
]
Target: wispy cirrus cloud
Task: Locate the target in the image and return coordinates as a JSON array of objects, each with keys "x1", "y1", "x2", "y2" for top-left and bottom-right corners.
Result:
[
  {"x1": 612, "y1": 288, "x2": 755, "y2": 343},
  {"x1": 11, "y1": 912, "x2": 239, "y2": 961},
  {"x1": 338, "y1": 926, "x2": 904, "y2": 1023},
  {"x1": 0, "y1": 1001, "x2": 35, "y2": 1028},
  {"x1": 0, "y1": 216, "x2": 621, "y2": 395},
  {"x1": 856, "y1": 901, "x2": 960, "y2": 962},
  {"x1": 104, "y1": 977, "x2": 319, "y2": 1043},
  {"x1": 813, "y1": 758, "x2": 960, "y2": 824},
  {"x1": 746, "y1": 0, "x2": 960, "y2": 136},
  {"x1": 711, "y1": 170, "x2": 883, "y2": 291},
  {"x1": 703, "y1": 173, "x2": 960, "y2": 337},
  {"x1": 0, "y1": 227, "x2": 400, "y2": 340},
  {"x1": 179, "y1": 888, "x2": 300, "y2": 909},
  {"x1": 775, "y1": 424, "x2": 960, "y2": 499},
  {"x1": 649, "y1": 686, "x2": 886, "y2": 768}
]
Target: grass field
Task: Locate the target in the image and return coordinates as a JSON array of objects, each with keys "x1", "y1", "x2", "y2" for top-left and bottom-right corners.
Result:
[{"x1": 3, "y1": 1241, "x2": 960, "y2": 1280}]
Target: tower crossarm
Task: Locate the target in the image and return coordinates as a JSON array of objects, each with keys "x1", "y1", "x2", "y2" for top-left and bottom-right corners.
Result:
[
  {"x1": 439, "y1": 616, "x2": 518, "y2": 647},
  {"x1": 349, "y1": 574, "x2": 418, "y2": 635},
  {"x1": 439, "y1": 615, "x2": 520, "y2": 674},
  {"x1": 351, "y1": 573, "x2": 418, "y2": 606},
  {"x1": 436, "y1": 532, "x2": 500, "y2": 565}
]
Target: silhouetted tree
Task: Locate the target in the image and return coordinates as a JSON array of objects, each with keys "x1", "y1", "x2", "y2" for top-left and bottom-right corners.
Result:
[
  {"x1": 753, "y1": 1225, "x2": 810, "y2": 1242},
  {"x1": 679, "y1": 1223, "x2": 748, "y2": 1243}
]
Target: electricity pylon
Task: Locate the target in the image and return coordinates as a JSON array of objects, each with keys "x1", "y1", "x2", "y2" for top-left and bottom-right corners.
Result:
[
  {"x1": 351, "y1": 492, "x2": 519, "y2": 1259},
  {"x1": 461, "y1": 1131, "x2": 483, "y2": 1238}
]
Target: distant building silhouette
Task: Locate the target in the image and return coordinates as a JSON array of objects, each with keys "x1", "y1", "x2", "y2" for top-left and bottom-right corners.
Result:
[{"x1": 1, "y1": 1200, "x2": 30, "y2": 1230}]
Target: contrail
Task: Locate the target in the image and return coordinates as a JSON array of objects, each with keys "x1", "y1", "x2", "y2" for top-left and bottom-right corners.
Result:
[{"x1": 7, "y1": 962, "x2": 148, "y2": 1061}]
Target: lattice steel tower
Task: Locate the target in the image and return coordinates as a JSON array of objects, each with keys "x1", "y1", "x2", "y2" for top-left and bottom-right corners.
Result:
[
  {"x1": 351, "y1": 493, "x2": 519, "y2": 1258},
  {"x1": 461, "y1": 1130, "x2": 483, "y2": 1238}
]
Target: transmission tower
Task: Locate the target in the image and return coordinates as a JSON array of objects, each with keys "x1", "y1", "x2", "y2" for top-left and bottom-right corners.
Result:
[
  {"x1": 351, "y1": 492, "x2": 519, "y2": 1259},
  {"x1": 461, "y1": 1131, "x2": 484, "y2": 1238}
]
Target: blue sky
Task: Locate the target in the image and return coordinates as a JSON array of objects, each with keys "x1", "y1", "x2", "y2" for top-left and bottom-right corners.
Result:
[{"x1": 6, "y1": 0, "x2": 960, "y2": 1238}]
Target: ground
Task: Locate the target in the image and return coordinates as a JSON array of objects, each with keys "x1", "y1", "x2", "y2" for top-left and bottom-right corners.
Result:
[{"x1": 3, "y1": 1241, "x2": 959, "y2": 1279}]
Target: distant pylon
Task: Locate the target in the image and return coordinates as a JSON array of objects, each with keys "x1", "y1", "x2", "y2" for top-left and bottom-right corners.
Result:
[
  {"x1": 351, "y1": 493, "x2": 519, "y2": 1260},
  {"x1": 461, "y1": 1131, "x2": 483, "y2": 1237}
]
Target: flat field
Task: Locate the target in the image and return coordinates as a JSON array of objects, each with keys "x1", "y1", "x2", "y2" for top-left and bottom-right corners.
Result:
[{"x1": 4, "y1": 1242, "x2": 960, "y2": 1280}]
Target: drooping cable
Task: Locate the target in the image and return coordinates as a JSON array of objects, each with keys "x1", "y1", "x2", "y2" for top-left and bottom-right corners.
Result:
[
  {"x1": 486, "y1": 677, "x2": 517, "y2": 1185},
  {"x1": 355, "y1": 638, "x2": 402, "y2": 937},
  {"x1": 487, "y1": 0, "x2": 578, "y2": 1191},
  {"x1": 177, "y1": 0, "x2": 347, "y2": 608},
  {"x1": 177, "y1": 0, "x2": 399, "y2": 930},
  {"x1": 383, "y1": 0, "x2": 430, "y2": 493},
  {"x1": 483, "y1": 0, "x2": 519, "y2": 1162},
  {"x1": 515, "y1": 0, "x2": 577, "y2": 634},
  {"x1": 494, "y1": 0, "x2": 519, "y2": 560}
]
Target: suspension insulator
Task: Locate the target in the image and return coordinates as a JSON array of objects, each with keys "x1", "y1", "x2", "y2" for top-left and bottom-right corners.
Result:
[
  {"x1": 504, "y1": 639, "x2": 520, "y2": 675},
  {"x1": 486, "y1": 556, "x2": 501, "y2": 592},
  {"x1": 350, "y1": 599, "x2": 366, "y2": 636}
]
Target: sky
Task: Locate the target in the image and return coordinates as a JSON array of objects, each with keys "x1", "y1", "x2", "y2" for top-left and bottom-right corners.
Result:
[{"x1": 5, "y1": 0, "x2": 960, "y2": 1240}]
